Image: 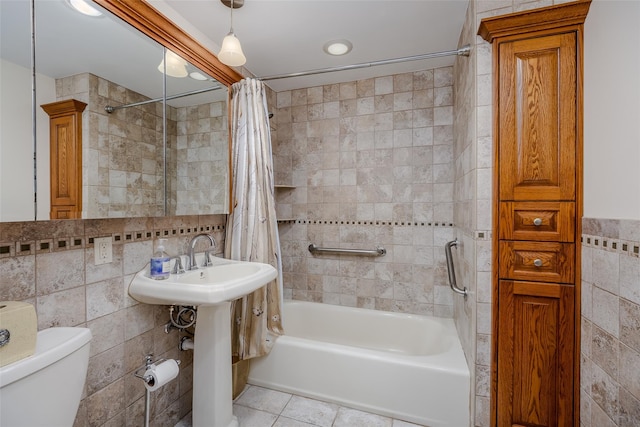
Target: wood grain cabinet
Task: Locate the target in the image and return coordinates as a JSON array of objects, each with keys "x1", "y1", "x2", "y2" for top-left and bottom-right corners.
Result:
[
  {"x1": 41, "y1": 99, "x2": 87, "y2": 219},
  {"x1": 479, "y1": 2, "x2": 590, "y2": 426}
]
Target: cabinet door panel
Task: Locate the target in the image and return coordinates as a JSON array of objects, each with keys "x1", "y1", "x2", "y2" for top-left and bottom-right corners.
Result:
[
  {"x1": 50, "y1": 116, "x2": 80, "y2": 213},
  {"x1": 499, "y1": 33, "x2": 576, "y2": 201},
  {"x1": 497, "y1": 280, "x2": 575, "y2": 427}
]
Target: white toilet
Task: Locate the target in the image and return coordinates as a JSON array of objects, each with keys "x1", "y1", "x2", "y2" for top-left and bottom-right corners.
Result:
[{"x1": 0, "y1": 327, "x2": 92, "y2": 427}]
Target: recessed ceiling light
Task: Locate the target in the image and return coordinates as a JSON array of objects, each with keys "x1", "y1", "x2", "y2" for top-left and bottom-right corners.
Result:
[
  {"x1": 323, "y1": 40, "x2": 353, "y2": 56},
  {"x1": 68, "y1": 0, "x2": 102, "y2": 17}
]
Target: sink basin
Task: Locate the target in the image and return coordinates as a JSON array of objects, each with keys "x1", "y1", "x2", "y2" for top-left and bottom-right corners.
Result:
[
  {"x1": 129, "y1": 253, "x2": 278, "y2": 427},
  {"x1": 128, "y1": 255, "x2": 277, "y2": 306}
]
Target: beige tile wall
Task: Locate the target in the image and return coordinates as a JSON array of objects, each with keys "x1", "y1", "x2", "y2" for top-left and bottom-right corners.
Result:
[
  {"x1": 581, "y1": 218, "x2": 640, "y2": 427},
  {"x1": 269, "y1": 68, "x2": 457, "y2": 316},
  {"x1": 175, "y1": 101, "x2": 229, "y2": 215},
  {"x1": 56, "y1": 73, "x2": 172, "y2": 218},
  {"x1": 0, "y1": 215, "x2": 226, "y2": 427}
]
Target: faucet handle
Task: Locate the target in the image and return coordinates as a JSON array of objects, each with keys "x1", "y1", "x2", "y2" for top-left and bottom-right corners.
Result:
[
  {"x1": 170, "y1": 255, "x2": 186, "y2": 274},
  {"x1": 203, "y1": 249, "x2": 217, "y2": 267}
]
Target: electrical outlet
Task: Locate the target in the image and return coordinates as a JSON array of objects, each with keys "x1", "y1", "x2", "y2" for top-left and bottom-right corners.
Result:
[{"x1": 94, "y1": 237, "x2": 113, "y2": 265}]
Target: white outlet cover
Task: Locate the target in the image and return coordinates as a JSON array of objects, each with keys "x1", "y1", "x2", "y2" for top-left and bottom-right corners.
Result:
[{"x1": 94, "y1": 237, "x2": 113, "y2": 265}]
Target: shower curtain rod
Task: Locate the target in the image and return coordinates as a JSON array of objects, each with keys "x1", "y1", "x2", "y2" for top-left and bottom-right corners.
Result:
[
  {"x1": 259, "y1": 45, "x2": 471, "y2": 81},
  {"x1": 105, "y1": 85, "x2": 223, "y2": 113}
]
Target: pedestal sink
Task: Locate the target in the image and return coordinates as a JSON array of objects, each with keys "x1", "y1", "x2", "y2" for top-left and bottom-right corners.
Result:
[{"x1": 129, "y1": 255, "x2": 277, "y2": 427}]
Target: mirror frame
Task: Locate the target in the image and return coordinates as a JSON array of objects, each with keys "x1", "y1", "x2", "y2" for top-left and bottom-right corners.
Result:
[{"x1": 94, "y1": 0, "x2": 242, "y2": 214}]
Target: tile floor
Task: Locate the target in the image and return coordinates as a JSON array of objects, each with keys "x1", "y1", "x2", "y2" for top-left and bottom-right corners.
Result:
[{"x1": 176, "y1": 384, "x2": 427, "y2": 427}]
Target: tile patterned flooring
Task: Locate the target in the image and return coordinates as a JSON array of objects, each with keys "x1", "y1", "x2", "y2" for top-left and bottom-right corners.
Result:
[{"x1": 176, "y1": 384, "x2": 427, "y2": 427}]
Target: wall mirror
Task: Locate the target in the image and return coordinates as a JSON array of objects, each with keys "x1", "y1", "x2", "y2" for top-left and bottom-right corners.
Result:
[{"x1": 0, "y1": 0, "x2": 241, "y2": 222}]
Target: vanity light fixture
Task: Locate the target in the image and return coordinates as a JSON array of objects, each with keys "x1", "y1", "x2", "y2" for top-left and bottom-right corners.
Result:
[
  {"x1": 68, "y1": 0, "x2": 102, "y2": 17},
  {"x1": 323, "y1": 39, "x2": 353, "y2": 56},
  {"x1": 157, "y1": 50, "x2": 188, "y2": 78},
  {"x1": 218, "y1": 0, "x2": 246, "y2": 67}
]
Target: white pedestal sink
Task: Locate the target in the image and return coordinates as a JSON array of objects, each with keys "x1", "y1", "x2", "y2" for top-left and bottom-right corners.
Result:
[{"x1": 129, "y1": 256, "x2": 277, "y2": 427}]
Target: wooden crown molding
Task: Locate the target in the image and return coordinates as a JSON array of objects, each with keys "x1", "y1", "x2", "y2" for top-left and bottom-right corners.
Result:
[
  {"x1": 93, "y1": 0, "x2": 243, "y2": 86},
  {"x1": 478, "y1": 0, "x2": 592, "y2": 42},
  {"x1": 41, "y1": 99, "x2": 87, "y2": 117}
]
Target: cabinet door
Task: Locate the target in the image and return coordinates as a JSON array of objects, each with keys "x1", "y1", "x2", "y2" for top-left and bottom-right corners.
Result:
[
  {"x1": 498, "y1": 33, "x2": 577, "y2": 201},
  {"x1": 49, "y1": 115, "x2": 81, "y2": 219},
  {"x1": 497, "y1": 280, "x2": 575, "y2": 427}
]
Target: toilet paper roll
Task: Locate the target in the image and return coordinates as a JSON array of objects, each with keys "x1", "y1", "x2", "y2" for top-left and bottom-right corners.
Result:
[{"x1": 144, "y1": 359, "x2": 179, "y2": 392}]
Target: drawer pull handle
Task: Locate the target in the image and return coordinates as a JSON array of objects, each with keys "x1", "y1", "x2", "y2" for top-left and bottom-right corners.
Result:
[
  {"x1": 533, "y1": 259, "x2": 543, "y2": 267},
  {"x1": 533, "y1": 218, "x2": 543, "y2": 226}
]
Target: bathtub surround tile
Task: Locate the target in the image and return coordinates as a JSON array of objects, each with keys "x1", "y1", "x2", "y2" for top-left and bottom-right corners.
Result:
[{"x1": 273, "y1": 67, "x2": 455, "y2": 319}]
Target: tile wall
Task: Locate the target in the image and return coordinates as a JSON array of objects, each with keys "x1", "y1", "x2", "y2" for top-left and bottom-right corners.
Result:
[
  {"x1": 175, "y1": 101, "x2": 229, "y2": 215},
  {"x1": 56, "y1": 73, "x2": 171, "y2": 218},
  {"x1": 56, "y1": 73, "x2": 229, "y2": 219},
  {"x1": 0, "y1": 215, "x2": 226, "y2": 427},
  {"x1": 580, "y1": 218, "x2": 640, "y2": 427},
  {"x1": 270, "y1": 68, "x2": 457, "y2": 316},
  {"x1": 453, "y1": 1, "x2": 483, "y2": 425}
]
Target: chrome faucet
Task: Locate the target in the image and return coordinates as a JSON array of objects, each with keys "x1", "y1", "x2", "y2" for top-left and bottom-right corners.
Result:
[{"x1": 188, "y1": 234, "x2": 216, "y2": 270}]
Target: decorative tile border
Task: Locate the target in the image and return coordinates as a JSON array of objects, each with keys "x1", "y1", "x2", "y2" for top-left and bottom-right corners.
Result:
[
  {"x1": 581, "y1": 233, "x2": 640, "y2": 257},
  {"x1": 276, "y1": 218, "x2": 455, "y2": 227},
  {"x1": 0, "y1": 218, "x2": 226, "y2": 258}
]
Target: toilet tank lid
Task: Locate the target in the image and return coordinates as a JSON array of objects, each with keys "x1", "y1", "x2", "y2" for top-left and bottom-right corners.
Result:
[{"x1": 0, "y1": 327, "x2": 92, "y2": 388}]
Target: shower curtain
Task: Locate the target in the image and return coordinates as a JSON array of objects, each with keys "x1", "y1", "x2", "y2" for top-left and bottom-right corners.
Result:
[{"x1": 225, "y1": 78, "x2": 283, "y2": 394}]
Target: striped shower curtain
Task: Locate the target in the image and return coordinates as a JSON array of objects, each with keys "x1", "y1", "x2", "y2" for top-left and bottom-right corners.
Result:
[{"x1": 225, "y1": 78, "x2": 283, "y2": 368}]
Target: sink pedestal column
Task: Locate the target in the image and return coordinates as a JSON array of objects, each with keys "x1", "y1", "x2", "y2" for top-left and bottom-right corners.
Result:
[{"x1": 192, "y1": 303, "x2": 238, "y2": 427}]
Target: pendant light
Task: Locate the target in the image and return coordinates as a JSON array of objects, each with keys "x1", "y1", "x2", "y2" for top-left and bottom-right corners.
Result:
[
  {"x1": 157, "y1": 50, "x2": 188, "y2": 78},
  {"x1": 218, "y1": 0, "x2": 246, "y2": 67}
]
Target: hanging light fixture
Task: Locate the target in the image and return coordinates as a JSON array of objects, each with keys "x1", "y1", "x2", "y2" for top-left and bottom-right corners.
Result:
[
  {"x1": 218, "y1": 0, "x2": 246, "y2": 67},
  {"x1": 157, "y1": 50, "x2": 188, "y2": 78}
]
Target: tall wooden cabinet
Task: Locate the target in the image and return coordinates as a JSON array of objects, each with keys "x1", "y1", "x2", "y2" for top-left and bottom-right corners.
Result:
[
  {"x1": 478, "y1": 2, "x2": 590, "y2": 426},
  {"x1": 41, "y1": 99, "x2": 87, "y2": 219}
]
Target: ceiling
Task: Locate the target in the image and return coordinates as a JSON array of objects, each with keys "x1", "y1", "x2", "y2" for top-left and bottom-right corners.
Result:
[
  {"x1": 0, "y1": 0, "x2": 225, "y2": 107},
  {"x1": 0, "y1": 0, "x2": 469, "y2": 102},
  {"x1": 154, "y1": 0, "x2": 470, "y2": 92}
]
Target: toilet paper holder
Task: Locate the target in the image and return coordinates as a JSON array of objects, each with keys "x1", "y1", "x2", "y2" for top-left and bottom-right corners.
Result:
[
  {"x1": 134, "y1": 354, "x2": 181, "y2": 427},
  {"x1": 133, "y1": 354, "x2": 181, "y2": 386}
]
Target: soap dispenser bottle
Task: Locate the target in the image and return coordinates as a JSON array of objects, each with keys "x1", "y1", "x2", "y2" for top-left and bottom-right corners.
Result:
[{"x1": 150, "y1": 238, "x2": 170, "y2": 280}]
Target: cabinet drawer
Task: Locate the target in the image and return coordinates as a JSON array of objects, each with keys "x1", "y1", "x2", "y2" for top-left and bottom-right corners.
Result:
[
  {"x1": 499, "y1": 241, "x2": 574, "y2": 284},
  {"x1": 500, "y1": 202, "x2": 575, "y2": 242}
]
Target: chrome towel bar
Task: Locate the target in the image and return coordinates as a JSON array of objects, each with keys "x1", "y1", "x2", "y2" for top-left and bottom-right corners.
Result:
[
  {"x1": 445, "y1": 239, "x2": 467, "y2": 297},
  {"x1": 308, "y1": 244, "x2": 386, "y2": 257}
]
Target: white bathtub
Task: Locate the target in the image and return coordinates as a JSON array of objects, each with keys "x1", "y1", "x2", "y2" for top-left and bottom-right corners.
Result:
[{"x1": 248, "y1": 301, "x2": 470, "y2": 427}]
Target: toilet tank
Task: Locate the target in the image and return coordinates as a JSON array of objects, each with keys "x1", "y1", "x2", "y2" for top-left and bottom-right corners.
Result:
[{"x1": 0, "y1": 327, "x2": 92, "y2": 427}]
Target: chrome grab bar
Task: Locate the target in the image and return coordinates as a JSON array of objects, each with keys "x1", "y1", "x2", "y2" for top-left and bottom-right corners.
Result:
[
  {"x1": 445, "y1": 239, "x2": 467, "y2": 297},
  {"x1": 308, "y1": 244, "x2": 386, "y2": 257}
]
